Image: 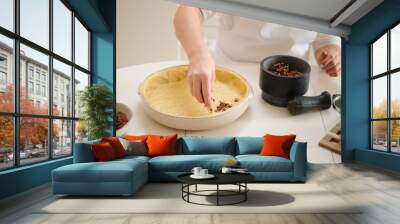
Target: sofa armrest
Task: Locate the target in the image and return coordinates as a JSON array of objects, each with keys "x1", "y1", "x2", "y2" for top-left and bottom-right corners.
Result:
[
  {"x1": 289, "y1": 141, "x2": 307, "y2": 181},
  {"x1": 73, "y1": 140, "x2": 99, "y2": 163}
]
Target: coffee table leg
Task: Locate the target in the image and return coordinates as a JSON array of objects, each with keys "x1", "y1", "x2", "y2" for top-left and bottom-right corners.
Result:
[
  {"x1": 245, "y1": 183, "x2": 247, "y2": 201},
  {"x1": 216, "y1": 184, "x2": 219, "y2": 206},
  {"x1": 187, "y1": 184, "x2": 190, "y2": 202}
]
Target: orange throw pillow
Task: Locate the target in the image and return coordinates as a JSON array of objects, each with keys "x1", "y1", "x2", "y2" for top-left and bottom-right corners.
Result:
[
  {"x1": 259, "y1": 134, "x2": 296, "y2": 159},
  {"x1": 101, "y1": 137, "x2": 127, "y2": 158},
  {"x1": 146, "y1": 134, "x2": 178, "y2": 157},
  {"x1": 124, "y1": 135, "x2": 149, "y2": 142},
  {"x1": 91, "y1": 142, "x2": 117, "y2": 161}
]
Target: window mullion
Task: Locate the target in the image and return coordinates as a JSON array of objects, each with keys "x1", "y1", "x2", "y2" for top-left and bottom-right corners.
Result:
[
  {"x1": 13, "y1": 0, "x2": 20, "y2": 167},
  {"x1": 48, "y1": 0, "x2": 54, "y2": 160},
  {"x1": 71, "y1": 10, "x2": 76, "y2": 155},
  {"x1": 370, "y1": 45, "x2": 373, "y2": 149},
  {"x1": 388, "y1": 30, "x2": 391, "y2": 153}
]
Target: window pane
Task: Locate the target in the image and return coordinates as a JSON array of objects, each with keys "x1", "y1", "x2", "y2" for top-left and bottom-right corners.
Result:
[
  {"x1": 75, "y1": 18, "x2": 89, "y2": 70},
  {"x1": 0, "y1": 0, "x2": 14, "y2": 31},
  {"x1": 0, "y1": 116, "x2": 13, "y2": 170},
  {"x1": 20, "y1": 44, "x2": 49, "y2": 115},
  {"x1": 391, "y1": 24, "x2": 400, "y2": 70},
  {"x1": 0, "y1": 34, "x2": 14, "y2": 112},
  {"x1": 391, "y1": 72, "x2": 400, "y2": 118},
  {"x1": 53, "y1": 0, "x2": 72, "y2": 60},
  {"x1": 75, "y1": 120, "x2": 88, "y2": 143},
  {"x1": 372, "y1": 33, "x2": 387, "y2": 76},
  {"x1": 53, "y1": 59, "x2": 72, "y2": 117},
  {"x1": 372, "y1": 76, "x2": 387, "y2": 119},
  {"x1": 20, "y1": 117, "x2": 49, "y2": 165},
  {"x1": 391, "y1": 120, "x2": 400, "y2": 153},
  {"x1": 20, "y1": 0, "x2": 49, "y2": 49},
  {"x1": 372, "y1": 121, "x2": 388, "y2": 151},
  {"x1": 53, "y1": 119, "x2": 72, "y2": 158},
  {"x1": 74, "y1": 69, "x2": 89, "y2": 117}
]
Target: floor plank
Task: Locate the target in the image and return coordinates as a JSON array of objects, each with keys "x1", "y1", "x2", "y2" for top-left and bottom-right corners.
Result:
[{"x1": 1, "y1": 163, "x2": 400, "y2": 224}]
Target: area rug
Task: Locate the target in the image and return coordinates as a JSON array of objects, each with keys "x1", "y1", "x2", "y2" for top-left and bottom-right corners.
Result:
[{"x1": 38, "y1": 183, "x2": 362, "y2": 214}]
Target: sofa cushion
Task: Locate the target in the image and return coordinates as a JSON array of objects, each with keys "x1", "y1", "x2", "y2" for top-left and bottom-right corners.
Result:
[
  {"x1": 91, "y1": 142, "x2": 118, "y2": 161},
  {"x1": 146, "y1": 134, "x2": 178, "y2": 157},
  {"x1": 101, "y1": 137, "x2": 127, "y2": 158},
  {"x1": 179, "y1": 137, "x2": 236, "y2": 155},
  {"x1": 53, "y1": 158, "x2": 147, "y2": 183},
  {"x1": 119, "y1": 138, "x2": 148, "y2": 156},
  {"x1": 236, "y1": 155, "x2": 293, "y2": 172},
  {"x1": 116, "y1": 155, "x2": 150, "y2": 163},
  {"x1": 236, "y1": 137, "x2": 263, "y2": 155},
  {"x1": 149, "y1": 154, "x2": 235, "y2": 172},
  {"x1": 124, "y1": 135, "x2": 149, "y2": 142},
  {"x1": 260, "y1": 134, "x2": 296, "y2": 159}
]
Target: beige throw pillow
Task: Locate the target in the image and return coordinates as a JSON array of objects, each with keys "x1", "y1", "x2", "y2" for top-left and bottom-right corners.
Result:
[{"x1": 118, "y1": 137, "x2": 147, "y2": 156}]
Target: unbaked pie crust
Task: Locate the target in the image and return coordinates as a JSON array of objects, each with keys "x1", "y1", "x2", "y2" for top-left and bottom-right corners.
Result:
[{"x1": 141, "y1": 65, "x2": 250, "y2": 118}]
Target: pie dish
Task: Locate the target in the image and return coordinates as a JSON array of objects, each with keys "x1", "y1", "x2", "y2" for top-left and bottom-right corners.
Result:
[{"x1": 138, "y1": 65, "x2": 252, "y2": 130}]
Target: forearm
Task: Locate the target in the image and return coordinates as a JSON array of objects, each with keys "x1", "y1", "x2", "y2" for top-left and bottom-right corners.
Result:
[{"x1": 174, "y1": 6, "x2": 209, "y2": 60}]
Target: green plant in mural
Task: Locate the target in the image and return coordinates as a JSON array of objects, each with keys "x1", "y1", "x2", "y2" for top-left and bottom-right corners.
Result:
[{"x1": 79, "y1": 84, "x2": 113, "y2": 140}]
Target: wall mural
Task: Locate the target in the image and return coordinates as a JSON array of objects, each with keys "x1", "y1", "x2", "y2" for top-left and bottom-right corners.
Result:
[{"x1": 116, "y1": 1, "x2": 342, "y2": 163}]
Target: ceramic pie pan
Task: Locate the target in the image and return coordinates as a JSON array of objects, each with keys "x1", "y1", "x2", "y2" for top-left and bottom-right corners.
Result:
[{"x1": 138, "y1": 65, "x2": 252, "y2": 130}]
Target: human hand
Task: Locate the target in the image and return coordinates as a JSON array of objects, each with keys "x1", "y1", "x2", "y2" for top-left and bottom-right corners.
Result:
[
  {"x1": 315, "y1": 44, "x2": 341, "y2": 77},
  {"x1": 188, "y1": 52, "x2": 215, "y2": 108}
]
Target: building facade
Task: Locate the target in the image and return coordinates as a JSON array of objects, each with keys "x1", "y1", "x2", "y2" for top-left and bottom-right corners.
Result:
[{"x1": 0, "y1": 41, "x2": 76, "y2": 154}]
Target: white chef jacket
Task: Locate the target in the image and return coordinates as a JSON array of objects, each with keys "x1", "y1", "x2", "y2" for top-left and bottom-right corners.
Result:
[{"x1": 200, "y1": 9, "x2": 341, "y2": 63}]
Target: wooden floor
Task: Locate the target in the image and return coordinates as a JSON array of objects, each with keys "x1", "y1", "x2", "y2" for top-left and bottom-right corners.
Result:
[{"x1": 1, "y1": 162, "x2": 400, "y2": 224}]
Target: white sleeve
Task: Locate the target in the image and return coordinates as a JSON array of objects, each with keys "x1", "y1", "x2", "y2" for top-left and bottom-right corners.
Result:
[
  {"x1": 199, "y1": 8, "x2": 216, "y2": 21},
  {"x1": 312, "y1": 33, "x2": 341, "y2": 52}
]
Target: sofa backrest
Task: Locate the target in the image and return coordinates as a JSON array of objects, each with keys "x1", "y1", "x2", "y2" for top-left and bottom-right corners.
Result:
[
  {"x1": 235, "y1": 137, "x2": 263, "y2": 155},
  {"x1": 74, "y1": 136, "x2": 299, "y2": 160},
  {"x1": 178, "y1": 136, "x2": 236, "y2": 155},
  {"x1": 73, "y1": 139, "x2": 100, "y2": 163}
]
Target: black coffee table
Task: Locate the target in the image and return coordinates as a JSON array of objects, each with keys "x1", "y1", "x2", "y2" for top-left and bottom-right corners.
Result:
[{"x1": 177, "y1": 173, "x2": 255, "y2": 206}]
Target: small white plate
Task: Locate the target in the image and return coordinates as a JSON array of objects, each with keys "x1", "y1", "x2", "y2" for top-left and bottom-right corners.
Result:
[{"x1": 190, "y1": 174, "x2": 215, "y2": 179}]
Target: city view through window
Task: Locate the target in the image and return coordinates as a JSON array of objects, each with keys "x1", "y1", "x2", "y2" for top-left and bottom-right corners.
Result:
[
  {"x1": 371, "y1": 23, "x2": 400, "y2": 153},
  {"x1": 0, "y1": 0, "x2": 91, "y2": 170}
]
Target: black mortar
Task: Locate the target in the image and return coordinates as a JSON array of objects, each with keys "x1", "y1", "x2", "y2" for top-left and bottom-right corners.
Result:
[{"x1": 259, "y1": 55, "x2": 311, "y2": 107}]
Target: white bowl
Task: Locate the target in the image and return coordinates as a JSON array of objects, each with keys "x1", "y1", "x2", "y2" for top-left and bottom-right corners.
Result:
[{"x1": 116, "y1": 103, "x2": 132, "y2": 130}]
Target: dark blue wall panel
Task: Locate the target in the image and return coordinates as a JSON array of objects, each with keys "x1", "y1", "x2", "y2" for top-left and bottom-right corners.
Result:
[
  {"x1": 66, "y1": 0, "x2": 110, "y2": 32},
  {"x1": 342, "y1": 43, "x2": 370, "y2": 160},
  {"x1": 355, "y1": 148, "x2": 400, "y2": 172},
  {"x1": 0, "y1": 158, "x2": 72, "y2": 199},
  {"x1": 91, "y1": 0, "x2": 116, "y2": 135},
  {"x1": 343, "y1": 0, "x2": 400, "y2": 172},
  {"x1": 91, "y1": 31, "x2": 115, "y2": 136}
]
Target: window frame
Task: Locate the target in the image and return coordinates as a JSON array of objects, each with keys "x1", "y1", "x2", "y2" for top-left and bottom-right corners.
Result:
[
  {"x1": 0, "y1": 0, "x2": 92, "y2": 171},
  {"x1": 370, "y1": 20, "x2": 400, "y2": 154}
]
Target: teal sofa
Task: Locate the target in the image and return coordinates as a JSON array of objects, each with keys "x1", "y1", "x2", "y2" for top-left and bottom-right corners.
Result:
[{"x1": 52, "y1": 136, "x2": 307, "y2": 196}]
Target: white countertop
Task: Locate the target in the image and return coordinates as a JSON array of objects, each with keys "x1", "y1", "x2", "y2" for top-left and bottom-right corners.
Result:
[{"x1": 117, "y1": 61, "x2": 341, "y2": 163}]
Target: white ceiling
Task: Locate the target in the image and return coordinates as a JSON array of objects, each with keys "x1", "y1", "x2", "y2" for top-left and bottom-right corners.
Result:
[
  {"x1": 226, "y1": 0, "x2": 352, "y2": 21},
  {"x1": 168, "y1": 0, "x2": 384, "y2": 38}
]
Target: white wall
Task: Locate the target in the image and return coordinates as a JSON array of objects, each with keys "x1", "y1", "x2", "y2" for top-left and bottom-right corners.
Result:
[
  {"x1": 117, "y1": 0, "x2": 180, "y2": 69},
  {"x1": 117, "y1": 0, "x2": 220, "y2": 69}
]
